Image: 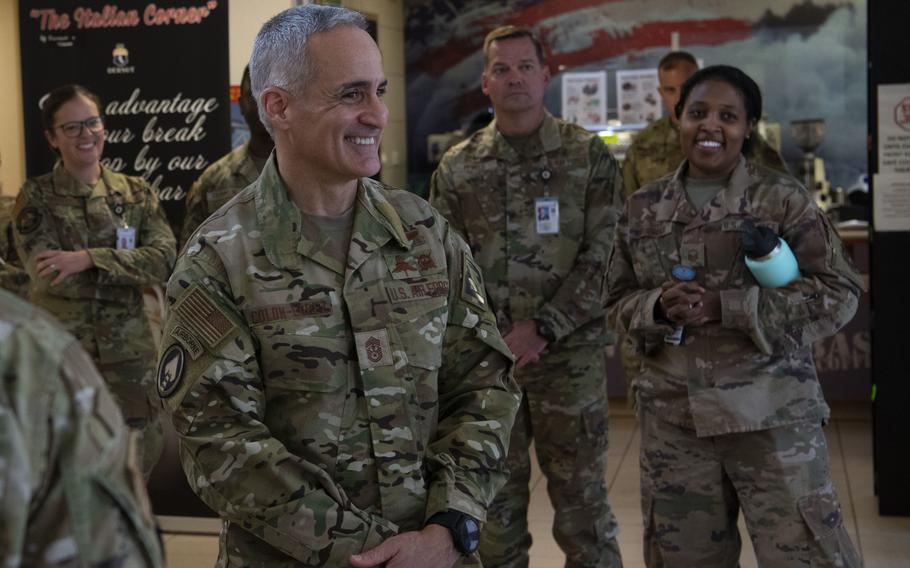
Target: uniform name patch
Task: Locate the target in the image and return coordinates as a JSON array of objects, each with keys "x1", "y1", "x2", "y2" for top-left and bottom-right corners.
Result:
[
  {"x1": 246, "y1": 299, "x2": 333, "y2": 324},
  {"x1": 157, "y1": 344, "x2": 185, "y2": 398},
  {"x1": 174, "y1": 286, "x2": 235, "y2": 348},
  {"x1": 354, "y1": 329, "x2": 393, "y2": 368},
  {"x1": 386, "y1": 279, "x2": 449, "y2": 303},
  {"x1": 172, "y1": 324, "x2": 204, "y2": 360}
]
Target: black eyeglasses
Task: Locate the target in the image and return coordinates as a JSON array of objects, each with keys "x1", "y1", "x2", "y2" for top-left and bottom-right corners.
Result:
[{"x1": 54, "y1": 116, "x2": 104, "y2": 138}]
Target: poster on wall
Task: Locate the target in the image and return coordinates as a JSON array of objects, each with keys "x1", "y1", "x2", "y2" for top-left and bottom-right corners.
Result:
[
  {"x1": 615, "y1": 69, "x2": 661, "y2": 125},
  {"x1": 18, "y1": 0, "x2": 231, "y2": 230},
  {"x1": 561, "y1": 71, "x2": 607, "y2": 128}
]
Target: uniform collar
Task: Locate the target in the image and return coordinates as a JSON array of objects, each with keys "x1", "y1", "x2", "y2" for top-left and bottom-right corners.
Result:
[
  {"x1": 656, "y1": 155, "x2": 753, "y2": 228},
  {"x1": 255, "y1": 153, "x2": 411, "y2": 272},
  {"x1": 51, "y1": 161, "x2": 112, "y2": 198},
  {"x1": 232, "y1": 141, "x2": 264, "y2": 181},
  {"x1": 474, "y1": 109, "x2": 562, "y2": 160}
]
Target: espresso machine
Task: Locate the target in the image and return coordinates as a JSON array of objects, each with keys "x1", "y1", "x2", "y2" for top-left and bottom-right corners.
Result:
[{"x1": 789, "y1": 118, "x2": 843, "y2": 212}]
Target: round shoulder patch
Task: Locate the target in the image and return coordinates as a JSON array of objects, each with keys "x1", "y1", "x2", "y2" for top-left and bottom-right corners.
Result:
[
  {"x1": 157, "y1": 344, "x2": 186, "y2": 398},
  {"x1": 16, "y1": 206, "x2": 42, "y2": 235}
]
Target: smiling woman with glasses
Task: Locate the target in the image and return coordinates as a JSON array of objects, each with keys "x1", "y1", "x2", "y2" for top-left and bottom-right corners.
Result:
[{"x1": 11, "y1": 83, "x2": 177, "y2": 479}]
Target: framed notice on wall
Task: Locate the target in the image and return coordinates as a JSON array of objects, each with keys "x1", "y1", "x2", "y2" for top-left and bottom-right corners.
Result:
[
  {"x1": 615, "y1": 69, "x2": 661, "y2": 125},
  {"x1": 561, "y1": 71, "x2": 607, "y2": 129},
  {"x1": 18, "y1": 0, "x2": 231, "y2": 230}
]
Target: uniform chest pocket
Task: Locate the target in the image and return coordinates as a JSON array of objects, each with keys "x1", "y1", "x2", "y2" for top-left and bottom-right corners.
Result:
[
  {"x1": 253, "y1": 326, "x2": 351, "y2": 467},
  {"x1": 385, "y1": 282, "x2": 448, "y2": 370},
  {"x1": 629, "y1": 222, "x2": 678, "y2": 289},
  {"x1": 710, "y1": 218, "x2": 782, "y2": 288}
]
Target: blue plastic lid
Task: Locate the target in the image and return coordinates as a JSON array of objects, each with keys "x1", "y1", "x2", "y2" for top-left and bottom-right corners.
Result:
[{"x1": 671, "y1": 265, "x2": 697, "y2": 281}]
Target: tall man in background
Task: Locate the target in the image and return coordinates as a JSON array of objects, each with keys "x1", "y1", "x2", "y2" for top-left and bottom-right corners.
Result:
[
  {"x1": 178, "y1": 65, "x2": 274, "y2": 248},
  {"x1": 622, "y1": 50, "x2": 788, "y2": 196},
  {"x1": 431, "y1": 25, "x2": 624, "y2": 568},
  {"x1": 158, "y1": 5, "x2": 519, "y2": 566}
]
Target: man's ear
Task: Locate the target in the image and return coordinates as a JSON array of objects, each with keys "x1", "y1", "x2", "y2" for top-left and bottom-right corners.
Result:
[
  {"x1": 481, "y1": 70, "x2": 490, "y2": 97},
  {"x1": 260, "y1": 87, "x2": 290, "y2": 132},
  {"x1": 542, "y1": 64, "x2": 551, "y2": 88}
]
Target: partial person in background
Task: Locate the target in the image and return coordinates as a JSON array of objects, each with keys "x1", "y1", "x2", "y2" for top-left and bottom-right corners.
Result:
[
  {"x1": 622, "y1": 51, "x2": 788, "y2": 197},
  {"x1": 179, "y1": 65, "x2": 274, "y2": 249},
  {"x1": 431, "y1": 25, "x2": 624, "y2": 568},
  {"x1": 12, "y1": 84, "x2": 176, "y2": 478},
  {"x1": 607, "y1": 65, "x2": 862, "y2": 567},
  {"x1": 158, "y1": 5, "x2": 519, "y2": 567},
  {"x1": 0, "y1": 288, "x2": 164, "y2": 568},
  {"x1": 0, "y1": 195, "x2": 29, "y2": 296}
]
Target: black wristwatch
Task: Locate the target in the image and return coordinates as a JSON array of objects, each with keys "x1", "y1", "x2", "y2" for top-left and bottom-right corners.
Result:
[
  {"x1": 534, "y1": 318, "x2": 557, "y2": 343},
  {"x1": 426, "y1": 510, "x2": 480, "y2": 555}
]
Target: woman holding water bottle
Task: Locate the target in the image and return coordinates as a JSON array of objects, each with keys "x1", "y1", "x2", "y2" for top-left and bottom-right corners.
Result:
[
  {"x1": 12, "y1": 84, "x2": 176, "y2": 477},
  {"x1": 605, "y1": 66, "x2": 864, "y2": 566}
]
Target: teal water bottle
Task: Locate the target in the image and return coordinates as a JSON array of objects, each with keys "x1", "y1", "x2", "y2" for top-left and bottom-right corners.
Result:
[{"x1": 742, "y1": 221, "x2": 800, "y2": 288}]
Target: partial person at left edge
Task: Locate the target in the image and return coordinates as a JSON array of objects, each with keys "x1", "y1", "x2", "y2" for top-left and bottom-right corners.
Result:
[
  {"x1": 0, "y1": 288, "x2": 165, "y2": 568},
  {"x1": 157, "y1": 5, "x2": 519, "y2": 568},
  {"x1": 0, "y1": 195, "x2": 29, "y2": 296},
  {"x1": 12, "y1": 84, "x2": 177, "y2": 478}
]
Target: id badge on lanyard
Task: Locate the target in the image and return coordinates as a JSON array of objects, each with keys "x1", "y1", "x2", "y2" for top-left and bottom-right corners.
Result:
[
  {"x1": 111, "y1": 197, "x2": 136, "y2": 250},
  {"x1": 535, "y1": 197, "x2": 559, "y2": 234},
  {"x1": 117, "y1": 225, "x2": 137, "y2": 250}
]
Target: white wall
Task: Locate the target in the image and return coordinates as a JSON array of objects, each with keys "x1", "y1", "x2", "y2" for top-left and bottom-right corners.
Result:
[{"x1": 0, "y1": 0, "x2": 25, "y2": 197}]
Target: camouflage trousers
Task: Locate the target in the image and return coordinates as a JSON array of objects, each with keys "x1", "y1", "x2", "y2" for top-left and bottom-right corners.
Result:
[
  {"x1": 640, "y1": 410, "x2": 862, "y2": 567},
  {"x1": 480, "y1": 344, "x2": 622, "y2": 568},
  {"x1": 98, "y1": 357, "x2": 164, "y2": 479}
]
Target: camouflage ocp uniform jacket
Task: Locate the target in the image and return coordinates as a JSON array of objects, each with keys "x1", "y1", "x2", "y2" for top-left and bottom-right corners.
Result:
[
  {"x1": 159, "y1": 156, "x2": 519, "y2": 565},
  {"x1": 12, "y1": 164, "x2": 176, "y2": 365},
  {"x1": 179, "y1": 141, "x2": 264, "y2": 249},
  {"x1": 606, "y1": 158, "x2": 863, "y2": 436},
  {"x1": 0, "y1": 195, "x2": 29, "y2": 296},
  {"x1": 430, "y1": 111, "x2": 624, "y2": 346},
  {"x1": 622, "y1": 116, "x2": 789, "y2": 196},
  {"x1": 0, "y1": 289, "x2": 163, "y2": 568}
]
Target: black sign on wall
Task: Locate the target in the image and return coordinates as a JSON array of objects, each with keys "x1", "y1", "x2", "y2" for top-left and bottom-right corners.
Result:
[{"x1": 19, "y1": 0, "x2": 231, "y2": 229}]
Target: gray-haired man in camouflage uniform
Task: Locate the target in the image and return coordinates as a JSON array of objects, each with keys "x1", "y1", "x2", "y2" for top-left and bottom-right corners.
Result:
[
  {"x1": 622, "y1": 51, "x2": 788, "y2": 197},
  {"x1": 0, "y1": 289, "x2": 164, "y2": 568},
  {"x1": 431, "y1": 25, "x2": 624, "y2": 568},
  {"x1": 158, "y1": 5, "x2": 519, "y2": 567},
  {"x1": 178, "y1": 65, "x2": 273, "y2": 249}
]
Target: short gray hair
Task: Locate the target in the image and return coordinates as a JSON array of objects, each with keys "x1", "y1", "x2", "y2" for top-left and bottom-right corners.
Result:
[{"x1": 249, "y1": 5, "x2": 366, "y2": 134}]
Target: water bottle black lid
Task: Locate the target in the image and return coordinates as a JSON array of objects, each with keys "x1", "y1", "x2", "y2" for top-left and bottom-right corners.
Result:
[{"x1": 742, "y1": 219, "x2": 779, "y2": 258}]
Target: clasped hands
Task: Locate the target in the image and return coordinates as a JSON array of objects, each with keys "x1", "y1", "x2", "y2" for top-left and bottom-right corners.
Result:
[
  {"x1": 349, "y1": 524, "x2": 459, "y2": 568},
  {"x1": 656, "y1": 280, "x2": 722, "y2": 327},
  {"x1": 503, "y1": 319, "x2": 548, "y2": 369},
  {"x1": 35, "y1": 249, "x2": 94, "y2": 285}
]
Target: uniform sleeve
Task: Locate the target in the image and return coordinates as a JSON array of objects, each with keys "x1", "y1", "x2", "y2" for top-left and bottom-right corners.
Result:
[
  {"x1": 621, "y1": 143, "x2": 642, "y2": 197},
  {"x1": 428, "y1": 157, "x2": 469, "y2": 240},
  {"x1": 423, "y1": 224, "x2": 519, "y2": 522},
  {"x1": 604, "y1": 204, "x2": 674, "y2": 356},
  {"x1": 178, "y1": 177, "x2": 208, "y2": 252},
  {"x1": 719, "y1": 191, "x2": 863, "y2": 355},
  {"x1": 12, "y1": 181, "x2": 98, "y2": 297},
  {"x1": 88, "y1": 182, "x2": 176, "y2": 287},
  {"x1": 0, "y1": 353, "x2": 34, "y2": 566},
  {"x1": 159, "y1": 249, "x2": 397, "y2": 563},
  {"x1": 534, "y1": 138, "x2": 625, "y2": 342}
]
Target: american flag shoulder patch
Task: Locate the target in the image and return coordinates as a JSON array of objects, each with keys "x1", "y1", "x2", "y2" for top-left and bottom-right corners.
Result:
[{"x1": 174, "y1": 284, "x2": 237, "y2": 349}]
